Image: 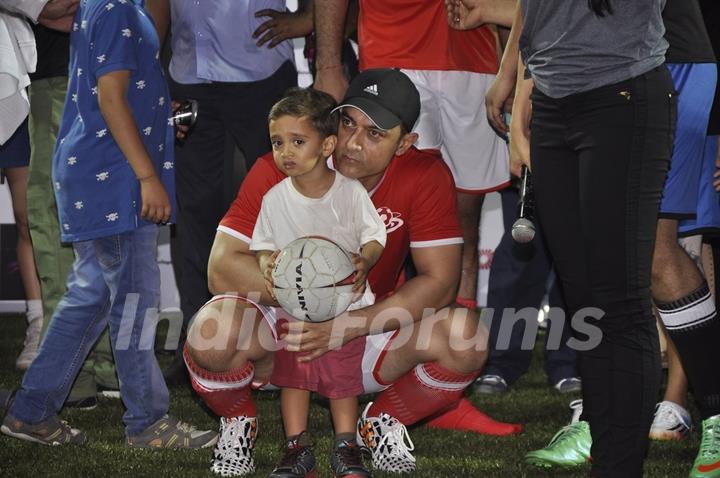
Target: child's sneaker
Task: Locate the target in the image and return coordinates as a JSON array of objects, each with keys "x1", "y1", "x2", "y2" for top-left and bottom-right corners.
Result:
[
  {"x1": 331, "y1": 439, "x2": 372, "y2": 478},
  {"x1": 126, "y1": 415, "x2": 218, "y2": 449},
  {"x1": 269, "y1": 432, "x2": 317, "y2": 478},
  {"x1": 1, "y1": 413, "x2": 86, "y2": 445}
]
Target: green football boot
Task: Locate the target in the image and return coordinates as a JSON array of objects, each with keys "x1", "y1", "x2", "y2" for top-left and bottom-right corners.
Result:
[
  {"x1": 689, "y1": 415, "x2": 720, "y2": 478},
  {"x1": 525, "y1": 420, "x2": 592, "y2": 468}
]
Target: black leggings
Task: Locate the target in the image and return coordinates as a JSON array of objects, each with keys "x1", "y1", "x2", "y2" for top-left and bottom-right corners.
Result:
[{"x1": 531, "y1": 66, "x2": 676, "y2": 478}]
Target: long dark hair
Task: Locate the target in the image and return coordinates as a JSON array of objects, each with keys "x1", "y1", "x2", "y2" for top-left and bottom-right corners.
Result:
[{"x1": 588, "y1": 0, "x2": 613, "y2": 16}]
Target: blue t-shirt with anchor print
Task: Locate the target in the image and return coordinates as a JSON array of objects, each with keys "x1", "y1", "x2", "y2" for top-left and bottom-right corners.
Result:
[{"x1": 53, "y1": 0, "x2": 175, "y2": 242}]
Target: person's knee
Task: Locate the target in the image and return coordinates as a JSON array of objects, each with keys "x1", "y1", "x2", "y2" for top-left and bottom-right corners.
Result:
[
  {"x1": 185, "y1": 299, "x2": 250, "y2": 372},
  {"x1": 443, "y1": 308, "x2": 488, "y2": 373}
]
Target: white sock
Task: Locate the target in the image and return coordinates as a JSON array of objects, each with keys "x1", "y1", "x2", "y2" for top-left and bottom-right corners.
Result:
[{"x1": 26, "y1": 299, "x2": 43, "y2": 322}]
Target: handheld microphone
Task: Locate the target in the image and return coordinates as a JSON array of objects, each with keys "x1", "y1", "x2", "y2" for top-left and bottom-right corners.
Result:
[{"x1": 511, "y1": 165, "x2": 536, "y2": 243}]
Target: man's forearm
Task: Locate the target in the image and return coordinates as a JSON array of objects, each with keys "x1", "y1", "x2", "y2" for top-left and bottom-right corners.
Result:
[
  {"x1": 208, "y1": 234, "x2": 277, "y2": 304},
  {"x1": 314, "y1": 0, "x2": 347, "y2": 70},
  {"x1": 349, "y1": 244, "x2": 461, "y2": 336}
]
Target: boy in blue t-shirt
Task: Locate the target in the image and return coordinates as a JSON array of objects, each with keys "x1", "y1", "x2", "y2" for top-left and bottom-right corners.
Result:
[{"x1": 1, "y1": 0, "x2": 216, "y2": 448}]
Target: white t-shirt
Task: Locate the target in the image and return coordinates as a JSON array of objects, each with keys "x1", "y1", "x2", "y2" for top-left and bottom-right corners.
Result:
[
  {"x1": 250, "y1": 171, "x2": 387, "y2": 253},
  {"x1": 251, "y1": 171, "x2": 386, "y2": 310}
]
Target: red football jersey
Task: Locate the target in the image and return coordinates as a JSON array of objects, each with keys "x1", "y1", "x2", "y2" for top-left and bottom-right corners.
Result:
[
  {"x1": 218, "y1": 147, "x2": 463, "y2": 301},
  {"x1": 358, "y1": 0, "x2": 499, "y2": 74}
]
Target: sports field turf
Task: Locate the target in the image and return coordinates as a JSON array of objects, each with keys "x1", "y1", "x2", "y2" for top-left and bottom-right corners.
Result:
[{"x1": 0, "y1": 314, "x2": 698, "y2": 477}]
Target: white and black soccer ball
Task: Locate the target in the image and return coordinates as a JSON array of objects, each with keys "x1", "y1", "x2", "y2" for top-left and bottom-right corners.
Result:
[{"x1": 272, "y1": 236, "x2": 356, "y2": 322}]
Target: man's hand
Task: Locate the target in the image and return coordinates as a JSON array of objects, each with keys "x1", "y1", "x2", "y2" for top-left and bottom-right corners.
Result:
[
  {"x1": 280, "y1": 314, "x2": 360, "y2": 361},
  {"x1": 38, "y1": 0, "x2": 79, "y2": 32},
  {"x1": 445, "y1": 0, "x2": 483, "y2": 30},
  {"x1": 139, "y1": 175, "x2": 171, "y2": 223},
  {"x1": 485, "y1": 72, "x2": 515, "y2": 137},
  {"x1": 170, "y1": 100, "x2": 190, "y2": 141},
  {"x1": 253, "y1": 8, "x2": 313, "y2": 48}
]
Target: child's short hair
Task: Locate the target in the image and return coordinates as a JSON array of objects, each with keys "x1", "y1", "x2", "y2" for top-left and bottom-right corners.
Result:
[{"x1": 269, "y1": 87, "x2": 339, "y2": 137}]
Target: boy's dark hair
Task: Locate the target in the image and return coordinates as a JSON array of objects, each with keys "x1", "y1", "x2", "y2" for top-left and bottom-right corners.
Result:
[{"x1": 268, "y1": 87, "x2": 339, "y2": 137}]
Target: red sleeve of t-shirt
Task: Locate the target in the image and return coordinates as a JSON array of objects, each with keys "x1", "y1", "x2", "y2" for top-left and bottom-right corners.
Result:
[
  {"x1": 407, "y1": 152, "x2": 463, "y2": 247},
  {"x1": 218, "y1": 153, "x2": 285, "y2": 243}
]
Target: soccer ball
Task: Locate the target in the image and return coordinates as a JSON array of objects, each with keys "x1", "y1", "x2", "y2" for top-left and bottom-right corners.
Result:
[{"x1": 272, "y1": 236, "x2": 356, "y2": 322}]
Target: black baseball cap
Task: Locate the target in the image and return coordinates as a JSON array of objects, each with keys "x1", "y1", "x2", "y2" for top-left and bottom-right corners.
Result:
[{"x1": 334, "y1": 68, "x2": 421, "y2": 131}]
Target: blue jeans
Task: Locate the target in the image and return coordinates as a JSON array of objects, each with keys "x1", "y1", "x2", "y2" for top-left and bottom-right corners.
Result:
[{"x1": 11, "y1": 225, "x2": 169, "y2": 436}]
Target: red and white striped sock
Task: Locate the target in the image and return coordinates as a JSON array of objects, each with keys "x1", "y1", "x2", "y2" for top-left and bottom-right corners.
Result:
[
  {"x1": 368, "y1": 362, "x2": 477, "y2": 426},
  {"x1": 183, "y1": 345, "x2": 256, "y2": 418}
]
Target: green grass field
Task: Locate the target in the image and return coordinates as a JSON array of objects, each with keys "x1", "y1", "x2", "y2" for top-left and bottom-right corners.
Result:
[{"x1": 0, "y1": 314, "x2": 698, "y2": 477}]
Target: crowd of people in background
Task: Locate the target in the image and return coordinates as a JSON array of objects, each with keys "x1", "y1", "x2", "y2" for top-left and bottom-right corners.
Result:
[{"x1": 0, "y1": 0, "x2": 719, "y2": 477}]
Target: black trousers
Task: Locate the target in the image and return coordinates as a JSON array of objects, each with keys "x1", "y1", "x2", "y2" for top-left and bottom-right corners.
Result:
[
  {"x1": 485, "y1": 187, "x2": 577, "y2": 386},
  {"x1": 530, "y1": 66, "x2": 676, "y2": 478},
  {"x1": 169, "y1": 61, "x2": 297, "y2": 342}
]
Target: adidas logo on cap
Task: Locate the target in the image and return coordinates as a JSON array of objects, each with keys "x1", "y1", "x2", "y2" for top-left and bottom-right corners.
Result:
[{"x1": 363, "y1": 84, "x2": 379, "y2": 96}]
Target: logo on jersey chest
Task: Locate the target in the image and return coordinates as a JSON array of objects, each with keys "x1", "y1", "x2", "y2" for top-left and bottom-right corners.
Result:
[{"x1": 376, "y1": 206, "x2": 404, "y2": 233}]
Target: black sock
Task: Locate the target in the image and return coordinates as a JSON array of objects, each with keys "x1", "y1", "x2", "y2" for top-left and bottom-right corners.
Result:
[{"x1": 657, "y1": 282, "x2": 720, "y2": 417}]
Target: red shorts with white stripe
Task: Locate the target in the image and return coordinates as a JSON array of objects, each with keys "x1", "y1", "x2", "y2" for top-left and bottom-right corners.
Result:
[{"x1": 199, "y1": 295, "x2": 396, "y2": 397}]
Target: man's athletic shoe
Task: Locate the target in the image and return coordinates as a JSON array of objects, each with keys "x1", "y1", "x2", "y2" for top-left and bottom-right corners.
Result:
[
  {"x1": 331, "y1": 439, "x2": 372, "y2": 478},
  {"x1": 1, "y1": 413, "x2": 86, "y2": 445},
  {"x1": 269, "y1": 432, "x2": 317, "y2": 478},
  {"x1": 211, "y1": 416, "x2": 257, "y2": 476},
  {"x1": 425, "y1": 398, "x2": 523, "y2": 436},
  {"x1": 689, "y1": 415, "x2": 720, "y2": 478},
  {"x1": 525, "y1": 420, "x2": 591, "y2": 468},
  {"x1": 472, "y1": 374, "x2": 507, "y2": 394},
  {"x1": 357, "y1": 402, "x2": 416, "y2": 473},
  {"x1": 649, "y1": 401, "x2": 692, "y2": 441},
  {"x1": 126, "y1": 415, "x2": 218, "y2": 449},
  {"x1": 554, "y1": 377, "x2": 582, "y2": 394}
]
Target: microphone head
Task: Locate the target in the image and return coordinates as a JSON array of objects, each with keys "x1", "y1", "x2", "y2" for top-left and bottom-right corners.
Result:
[{"x1": 511, "y1": 218, "x2": 535, "y2": 243}]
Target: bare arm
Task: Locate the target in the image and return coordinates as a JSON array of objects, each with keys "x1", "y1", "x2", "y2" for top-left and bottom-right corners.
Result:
[
  {"x1": 352, "y1": 243, "x2": 461, "y2": 335},
  {"x1": 253, "y1": 0, "x2": 314, "y2": 48},
  {"x1": 208, "y1": 231, "x2": 278, "y2": 304},
  {"x1": 97, "y1": 70, "x2": 170, "y2": 223},
  {"x1": 508, "y1": 54, "x2": 532, "y2": 176},
  {"x1": 144, "y1": 0, "x2": 170, "y2": 49},
  {"x1": 484, "y1": 1, "x2": 522, "y2": 136},
  {"x1": 313, "y1": 0, "x2": 348, "y2": 101}
]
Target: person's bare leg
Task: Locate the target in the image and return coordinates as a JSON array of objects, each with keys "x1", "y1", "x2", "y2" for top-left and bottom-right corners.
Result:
[
  {"x1": 660, "y1": 325, "x2": 689, "y2": 408},
  {"x1": 281, "y1": 388, "x2": 311, "y2": 437},
  {"x1": 652, "y1": 219, "x2": 703, "y2": 302},
  {"x1": 330, "y1": 396, "x2": 359, "y2": 436},
  {"x1": 456, "y1": 192, "x2": 484, "y2": 306},
  {"x1": 185, "y1": 298, "x2": 276, "y2": 379},
  {"x1": 5, "y1": 166, "x2": 41, "y2": 302}
]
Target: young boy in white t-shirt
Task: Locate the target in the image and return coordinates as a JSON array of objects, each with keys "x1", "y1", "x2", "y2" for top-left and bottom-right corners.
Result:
[{"x1": 250, "y1": 87, "x2": 385, "y2": 477}]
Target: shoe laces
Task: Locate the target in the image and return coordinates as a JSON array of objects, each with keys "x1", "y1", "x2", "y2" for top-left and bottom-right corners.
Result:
[
  {"x1": 377, "y1": 419, "x2": 415, "y2": 461},
  {"x1": 278, "y1": 441, "x2": 310, "y2": 467},
  {"x1": 548, "y1": 421, "x2": 586, "y2": 448},
  {"x1": 699, "y1": 418, "x2": 720, "y2": 459},
  {"x1": 335, "y1": 442, "x2": 364, "y2": 467},
  {"x1": 175, "y1": 420, "x2": 199, "y2": 435},
  {"x1": 653, "y1": 402, "x2": 690, "y2": 430},
  {"x1": 216, "y1": 417, "x2": 245, "y2": 460}
]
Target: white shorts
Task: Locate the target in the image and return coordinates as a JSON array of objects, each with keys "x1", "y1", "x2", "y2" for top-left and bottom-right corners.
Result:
[
  {"x1": 402, "y1": 69, "x2": 510, "y2": 193},
  {"x1": 203, "y1": 295, "x2": 396, "y2": 394}
]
